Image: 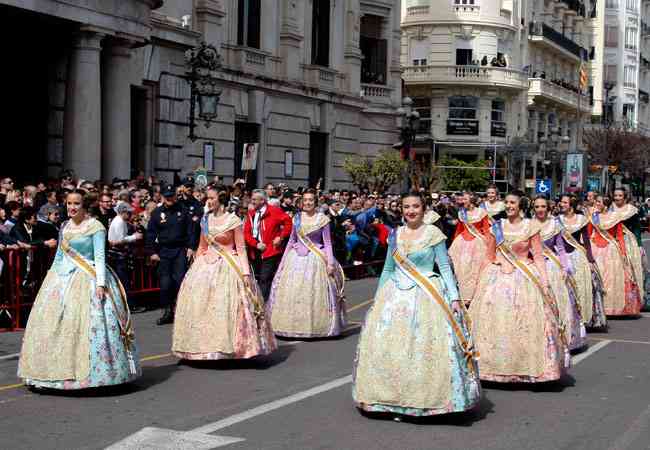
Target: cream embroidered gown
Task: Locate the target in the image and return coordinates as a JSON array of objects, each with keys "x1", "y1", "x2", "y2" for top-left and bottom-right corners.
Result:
[{"x1": 172, "y1": 213, "x2": 277, "y2": 360}]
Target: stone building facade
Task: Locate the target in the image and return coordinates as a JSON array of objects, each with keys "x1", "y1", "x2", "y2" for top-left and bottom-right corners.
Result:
[{"x1": 3, "y1": 0, "x2": 401, "y2": 189}]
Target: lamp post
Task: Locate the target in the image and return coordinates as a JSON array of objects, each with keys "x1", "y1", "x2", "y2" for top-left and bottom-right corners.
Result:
[
  {"x1": 603, "y1": 81, "x2": 616, "y2": 193},
  {"x1": 393, "y1": 97, "x2": 420, "y2": 191},
  {"x1": 185, "y1": 42, "x2": 222, "y2": 142}
]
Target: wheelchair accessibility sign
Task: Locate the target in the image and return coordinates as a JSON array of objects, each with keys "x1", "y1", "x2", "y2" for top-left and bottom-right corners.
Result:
[{"x1": 535, "y1": 179, "x2": 552, "y2": 195}]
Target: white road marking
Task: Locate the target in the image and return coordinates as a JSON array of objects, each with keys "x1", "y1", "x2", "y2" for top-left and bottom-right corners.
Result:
[
  {"x1": 0, "y1": 353, "x2": 19, "y2": 362},
  {"x1": 192, "y1": 374, "x2": 353, "y2": 434},
  {"x1": 640, "y1": 312, "x2": 650, "y2": 318},
  {"x1": 105, "y1": 427, "x2": 244, "y2": 450},
  {"x1": 572, "y1": 339, "x2": 612, "y2": 365},
  {"x1": 607, "y1": 403, "x2": 650, "y2": 450}
]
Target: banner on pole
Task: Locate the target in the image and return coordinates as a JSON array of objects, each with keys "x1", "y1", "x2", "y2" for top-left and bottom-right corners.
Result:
[{"x1": 565, "y1": 153, "x2": 584, "y2": 192}]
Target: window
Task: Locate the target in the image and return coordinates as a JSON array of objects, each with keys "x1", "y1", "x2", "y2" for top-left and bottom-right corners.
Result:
[
  {"x1": 623, "y1": 104, "x2": 636, "y2": 125},
  {"x1": 604, "y1": 64, "x2": 618, "y2": 83},
  {"x1": 360, "y1": 15, "x2": 387, "y2": 84},
  {"x1": 449, "y1": 96, "x2": 478, "y2": 119},
  {"x1": 625, "y1": 27, "x2": 638, "y2": 50},
  {"x1": 626, "y1": 0, "x2": 637, "y2": 11},
  {"x1": 605, "y1": 0, "x2": 618, "y2": 8},
  {"x1": 412, "y1": 59, "x2": 427, "y2": 66},
  {"x1": 456, "y1": 49, "x2": 473, "y2": 65},
  {"x1": 237, "y1": 0, "x2": 261, "y2": 49},
  {"x1": 453, "y1": 0, "x2": 477, "y2": 5},
  {"x1": 605, "y1": 25, "x2": 619, "y2": 47},
  {"x1": 311, "y1": 0, "x2": 330, "y2": 67},
  {"x1": 491, "y1": 99, "x2": 506, "y2": 122},
  {"x1": 624, "y1": 65, "x2": 636, "y2": 87}
]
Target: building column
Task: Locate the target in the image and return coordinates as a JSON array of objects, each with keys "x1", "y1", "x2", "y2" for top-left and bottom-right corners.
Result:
[
  {"x1": 102, "y1": 39, "x2": 133, "y2": 181},
  {"x1": 63, "y1": 29, "x2": 103, "y2": 180}
]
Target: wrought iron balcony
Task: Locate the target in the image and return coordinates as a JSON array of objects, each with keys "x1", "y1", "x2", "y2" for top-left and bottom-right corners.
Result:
[
  {"x1": 529, "y1": 22, "x2": 586, "y2": 60},
  {"x1": 528, "y1": 78, "x2": 591, "y2": 112}
]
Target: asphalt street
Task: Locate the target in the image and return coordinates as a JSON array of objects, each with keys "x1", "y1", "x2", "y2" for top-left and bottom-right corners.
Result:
[{"x1": 1, "y1": 263, "x2": 650, "y2": 449}]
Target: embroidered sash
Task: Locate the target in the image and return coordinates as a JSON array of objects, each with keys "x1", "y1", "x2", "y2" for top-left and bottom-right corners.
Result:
[
  {"x1": 296, "y1": 224, "x2": 345, "y2": 302},
  {"x1": 492, "y1": 221, "x2": 568, "y2": 349},
  {"x1": 591, "y1": 213, "x2": 637, "y2": 284},
  {"x1": 459, "y1": 208, "x2": 488, "y2": 244},
  {"x1": 59, "y1": 239, "x2": 137, "y2": 375},
  {"x1": 391, "y1": 245, "x2": 479, "y2": 376}
]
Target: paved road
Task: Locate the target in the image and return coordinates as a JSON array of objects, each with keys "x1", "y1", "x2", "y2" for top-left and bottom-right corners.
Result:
[{"x1": 1, "y1": 275, "x2": 650, "y2": 449}]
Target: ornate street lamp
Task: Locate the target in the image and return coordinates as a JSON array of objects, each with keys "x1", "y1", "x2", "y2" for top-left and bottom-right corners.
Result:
[
  {"x1": 185, "y1": 42, "x2": 222, "y2": 142},
  {"x1": 393, "y1": 97, "x2": 421, "y2": 190}
]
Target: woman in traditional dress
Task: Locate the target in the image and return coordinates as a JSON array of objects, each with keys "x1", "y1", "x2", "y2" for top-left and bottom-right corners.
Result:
[
  {"x1": 268, "y1": 189, "x2": 346, "y2": 338},
  {"x1": 172, "y1": 186, "x2": 276, "y2": 360},
  {"x1": 532, "y1": 197, "x2": 586, "y2": 351},
  {"x1": 590, "y1": 195, "x2": 642, "y2": 316},
  {"x1": 481, "y1": 184, "x2": 506, "y2": 220},
  {"x1": 470, "y1": 191, "x2": 569, "y2": 383},
  {"x1": 558, "y1": 195, "x2": 607, "y2": 330},
  {"x1": 18, "y1": 191, "x2": 140, "y2": 390},
  {"x1": 353, "y1": 192, "x2": 480, "y2": 418},
  {"x1": 611, "y1": 188, "x2": 646, "y2": 310},
  {"x1": 449, "y1": 192, "x2": 491, "y2": 304}
]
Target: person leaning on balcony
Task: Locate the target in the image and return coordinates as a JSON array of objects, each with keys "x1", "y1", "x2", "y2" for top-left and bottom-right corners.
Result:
[{"x1": 481, "y1": 56, "x2": 488, "y2": 66}]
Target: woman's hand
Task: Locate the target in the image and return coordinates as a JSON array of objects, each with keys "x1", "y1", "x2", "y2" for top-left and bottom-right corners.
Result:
[
  {"x1": 96, "y1": 286, "x2": 105, "y2": 300},
  {"x1": 451, "y1": 300, "x2": 463, "y2": 315},
  {"x1": 327, "y1": 264, "x2": 335, "y2": 276}
]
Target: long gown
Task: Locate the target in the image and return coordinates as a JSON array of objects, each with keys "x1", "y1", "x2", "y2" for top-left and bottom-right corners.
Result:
[
  {"x1": 268, "y1": 212, "x2": 346, "y2": 338},
  {"x1": 18, "y1": 218, "x2": 141, "y2": 389},
  {"x1": 448, "y1": 207, "x2": 491, "y2": 303},
  {"x1": 558, "y1": 214, "x2": 607, "y2": 329},
  {"x1": 353, "y1": 224, "x2": 480, "y2": 416},
  {"x1": 535, "y1": 217, "x2": 587, "y2": 351},
  {"x1": 172, "y1": 213, "x2": 277, "y2": 360},
  {"x1": 481, "y1": 200, "x2": 506, "y2": 221},
  {"x1": 470, "y1": 219, "x2": 569, "y2": 383},
  {"x1": 589, "y1": 211, "x2": 642, "y2": 316},
  {"x1": 611, "y1": 204, "x2": 646, "y2": 310}
]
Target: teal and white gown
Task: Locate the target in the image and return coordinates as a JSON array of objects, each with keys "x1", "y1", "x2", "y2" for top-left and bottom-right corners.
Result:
[
  {"x1": 18, "y1": 218, "x2": 140, "y2": 390},
  {"x1": 353, "y1": 224, "x2": 480, "y2": 417}
]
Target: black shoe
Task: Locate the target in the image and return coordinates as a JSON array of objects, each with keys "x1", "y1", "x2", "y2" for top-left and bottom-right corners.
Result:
[
  {"x1": 129, "y1": 305, "x2": 147, "y2": 314},
  {"x1": 156, "y1": 309, "x2": 174, "y2": 325}
]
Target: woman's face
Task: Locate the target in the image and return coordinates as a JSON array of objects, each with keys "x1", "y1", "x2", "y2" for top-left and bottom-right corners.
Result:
[
  {"x1": 504, "y1": 194, "x2": 520, "y2": 218},
  {"x1": 462, "y1": 193, "x2": 472, "y2": 208},
  {"x1": 302, "y1": 193, "x2": 316, "y2": 213},
  {"x1": 390, "y1": 202, "x2": 399, "y2": 212},
  {"x1": 613, "y1": 190, "x2": 625, "y2": 206},
  {"x1": 66, "y1": 193, "x2": 84, "y2": 219},
  {"x1": 558, "y1": 197, "x2": 571, "y2": 214},
  {"x1": 595, "y1": 196, "x2": 606, "y2": 213},
  {"x1": 402, "y1": 196, "x2": 424, "y2": 224},
  {"x1": 487, "y1": 188, "x2": 497, "y2": 202},
  {"x1": 533, "y1": 198, "x2": 548, "y2": 220},
  {"x1": 206, "y1": 189, "x2": 219, "y2": 212}
]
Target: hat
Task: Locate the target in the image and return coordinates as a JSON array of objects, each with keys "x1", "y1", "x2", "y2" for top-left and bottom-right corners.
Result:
[
  {"x1": 182, "y1": 176, "x2": 195, "y2": 188},
  {"x1": 116, "y1": 203, "x2": 134, "y2": 215},
  {"x1": 162, "y1": 184, "x2": 176, "y2": 197}
]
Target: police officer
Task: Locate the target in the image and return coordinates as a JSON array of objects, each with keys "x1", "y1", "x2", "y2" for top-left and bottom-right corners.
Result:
[{"x1": 146, "y1": 184, "x2": 197, "y2": 325}]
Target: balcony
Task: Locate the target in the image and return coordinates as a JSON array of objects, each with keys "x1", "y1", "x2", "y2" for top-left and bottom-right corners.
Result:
[
  {"x1": 528, "y1": 78, "x2": 591, "y2": 112},
  {"x1": 402, "y1": 65, "x2": 529, "y2": 90},
  {"x1": 406, "y1": 5, "x2": 429, "y2": 16},
  {"x1": 361, "y1": 83, "x2": 393, "y2": 104},
  {"x1": 221, "y1": 45, "x2": 279, "y2": 78},
  {"x1": 302, "y1": 65, "x2": 345, "y2": 92},
  {"x1": 528, "y1": 22, "x2": 587, "y2": 61}
]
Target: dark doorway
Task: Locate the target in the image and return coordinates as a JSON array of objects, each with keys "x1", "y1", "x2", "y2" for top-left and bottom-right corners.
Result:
[
  {"x1": 309, "y1": 132, "x2": 327, "y2": 189},
  {"x1": 234, "y1": 122, "x2": 259, "y2": 189},
  {"x1": 456, "y1": 49, "x2": 473, "y2": 65},
  {"x1": 131, "y1": 86, "x2": 148, "y2": 179},
  {"x1": 0, "y1": 6, "x2": 72, "y2": 183}
]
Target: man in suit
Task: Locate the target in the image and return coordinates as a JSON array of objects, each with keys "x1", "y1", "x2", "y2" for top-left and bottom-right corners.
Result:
[{"x1": 244, "y1": 189, "x2": 292, "y2": 301}]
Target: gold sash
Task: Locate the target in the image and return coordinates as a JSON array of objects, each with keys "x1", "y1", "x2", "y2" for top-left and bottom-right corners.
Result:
[
  {"x1": 205, "y1": 235, "x2": 266, "y2": 320},
  {"x1": 592, "y1": 221, "x2": 637, "y2": 284},
  {"x1": 296, "y1": 225, "x2": 345, "y2": 301},
  {"x1": 496, "y1": 242, "x2": 568, "y2": 349},
  {"x1": 392, "y1": 246, "x2": 479, "y2": 376},
  {"x1": 60, "y1": 239, "x2": 137, "y2": 374}
]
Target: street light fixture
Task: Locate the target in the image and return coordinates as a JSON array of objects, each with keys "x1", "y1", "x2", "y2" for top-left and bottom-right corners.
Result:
[
  {"x1": 185, "y1": 41, "x2": 222, "y2": 142},
  {"x1": 393, "y1": 97, "x2": 421, "y2": 190}
]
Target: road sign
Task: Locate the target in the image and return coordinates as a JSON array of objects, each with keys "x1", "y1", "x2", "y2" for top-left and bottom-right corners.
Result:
[{"x1": 535, "y1": 179, "x2": 552, "y2": 195}]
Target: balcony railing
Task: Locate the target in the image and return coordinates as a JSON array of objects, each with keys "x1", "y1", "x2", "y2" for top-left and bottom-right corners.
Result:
[
  {"x1": 361, "y1": 83, "x2": 392, "y2": 99},
  {"x1": 529, "y1": 22, "x2": 586, "y2": 59},
  {"x1": 406, "y1": 5, "x2": 429, "y2": 15},
  {"x1": 402, "y1": 65, "x2": 528, "y2": 90},
  {"x1": 528, "y1": 78, "x2": 590, "y2": 112}
]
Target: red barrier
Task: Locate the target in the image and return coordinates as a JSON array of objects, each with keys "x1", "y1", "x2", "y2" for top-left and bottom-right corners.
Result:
[{"x1": 0, "y1": 245, "x2": 160, "y2": 332}]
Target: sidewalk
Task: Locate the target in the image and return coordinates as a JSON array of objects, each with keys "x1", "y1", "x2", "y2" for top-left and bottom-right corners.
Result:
[{"x1": 0, "y1": 330, "x2": 23, "y2": 359}]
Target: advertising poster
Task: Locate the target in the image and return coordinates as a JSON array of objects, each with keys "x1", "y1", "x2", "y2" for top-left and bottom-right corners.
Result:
[{"x1": 241, "y1": 143, "x2": 259, "y2": 171}]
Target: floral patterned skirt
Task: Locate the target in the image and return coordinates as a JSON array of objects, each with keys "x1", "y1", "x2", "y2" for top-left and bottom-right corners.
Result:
[
  {"x1": 18, "y1": 268, "x2": 141, "y2": 390},
  {"x1": 592, "y1": 242, "x2": 642, "y2": 316},
  {"x1": 268, "y1": 249, "x2": 346, "y2": 338},
  {"x1": 353, "y1": 278, "x2": 481, "y2": 417},
  {"x1": 449, "y1": 235, "x2": 487, "y2": 303},
  {"x1": 470, "y1": 265, "x2": 569, "y2": 383},
  {"x1": 545, "y1": 259, "x2": 587, "y2": 351},
  {"x1": 172, "y1": 254, "x2": 277, "y2": 360}
]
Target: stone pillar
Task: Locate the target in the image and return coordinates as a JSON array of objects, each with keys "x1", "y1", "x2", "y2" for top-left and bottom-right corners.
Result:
[
  {"x1": 343, "y1": 0, "x2": 362, "y2": 94},
  {"x1": 102, "y1": 39, "x2": 133, "y2": 181},
  {"x1": 63, "y1": 29, "x2": 103, "y2": 180},
  {"x1": 280, "y1": 0, "x2": 304, "y2": 81}
]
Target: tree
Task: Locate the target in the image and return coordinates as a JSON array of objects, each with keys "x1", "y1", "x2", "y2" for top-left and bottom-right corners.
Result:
[
  {"x1": 582, "y1": 126, "x2": 650, "y2": 178},
  {"x1": 343, "y1": 151, "x2": 407, "y2": 192},
  {"x1": 437, "y1": 157, "x2": 491, "y2": 192}
]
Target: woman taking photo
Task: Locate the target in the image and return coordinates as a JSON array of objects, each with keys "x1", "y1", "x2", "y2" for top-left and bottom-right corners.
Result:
[
  {"x1": 532, "y1": 197, "x2": 586, "y2": 352},
  {"x1": 353, "y1": 192, "x2": 480, "y2": 418},
  {"x1": 470, "y1": 191, "x2": 569, "y2": 383},
  {"x1": 589, "y1": 195, "x2": 642, "y2": 316},
  {"x1": 172, "y1": 186, "x2": 276, "y2": 360},
  {"x1": 268, "y1": 189, "x2": 346, "y2": 338},
  {"x1": 558, "y1": 195, "x2": 607, "y2": 330},
  {"x1": 449, "y1": 192, "x2": 491, "y2": 304},
  {"x1": 18, "y1": 191, "x2": 140, "y2": 390}
]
